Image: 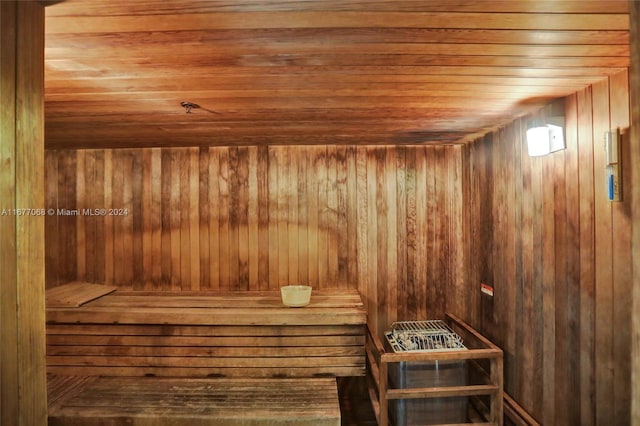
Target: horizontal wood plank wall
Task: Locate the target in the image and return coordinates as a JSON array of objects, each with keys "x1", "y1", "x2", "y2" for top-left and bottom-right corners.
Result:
[
  {"x1": 45, "y1": 145, "x2": 465, "y2": 337},
  {"x1": 463, "y1": 70, "x2": 632, "y2": 426}
]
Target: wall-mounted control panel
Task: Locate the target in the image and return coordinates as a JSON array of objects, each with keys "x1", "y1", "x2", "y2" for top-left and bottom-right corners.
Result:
[{"x1": 605, "y1": 130, "x2": 621, "y2": 202}]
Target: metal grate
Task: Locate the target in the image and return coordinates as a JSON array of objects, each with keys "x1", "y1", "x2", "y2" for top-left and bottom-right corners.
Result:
[{"x1": 385, "y1": 320, "x2": 466, "y2": 353}]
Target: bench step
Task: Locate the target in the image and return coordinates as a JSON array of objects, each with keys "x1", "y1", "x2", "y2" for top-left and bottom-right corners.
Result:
[
  {"x1": 48, "y1": 375, "x2": 341, "y2": 426},
  {"x1": 46, "y1": 288, "x2": 367, "y2": 378}
]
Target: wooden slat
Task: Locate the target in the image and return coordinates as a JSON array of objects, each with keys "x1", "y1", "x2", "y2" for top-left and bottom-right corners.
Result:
[
  {"x1": 504, "y1": 393, "x2": 541, "y2": 426},
  {"x1": 576, "y1": 86, "x2": 596, "y2": 426},
  {"x1": 42, "y1": 75, "x2": 620, "y2": 94},
  {"x1": 47, "y1": 366, "x2": 364, "y2": 378},
  {"x1": 564, "y1": 93, "x2": 581, "y2": 425},
  {"x1": 45, "y1": 64, "x2": 627, "y2": 81},
  {"x1": 45, "y1": 151, "x2": 60, "y2": 287},
  {"x1": 179, "y1": 149, "x2": 191, "y2": 290},
  {"x1": 0, "y1": 3, "x2": 47, "y2": 425},
  {"x1": 44, "y1": 1, "x2": 629, "y2": 15},
  {"x1": 207, "y1": 148, "x2": 220, "y2": 291},
  {"x1": 609, "y1": 69, "x2": 632, "y2": 426},
  {"x1": 287, "y1": 146, "x2": 299, "y2": 285},
  {"x1": 47, "y1": 42, "x2": 631, "y2": 62},
  {"x1": 87, "y1": 291, "x2": 363, "y2": 305},
  {"x1": 75, "y1": 150, "x2": 86, "y2": 281},
  {"x1": 47, "y1": 375, "x2": 97, "y2": 412},
  {"x1": 592, "y1": 77, "x2": 614, "y2": 426},
  {"x1": 386, "y1": 385, "x2": 499, "y2": 400},
  {"x1": 48, "y1": 376, "x2": 341, "y2": 426},
  {"x1": 631, "y1": 3, "x2": 640, "y2": 425},
  {"x1": 316, "y1": 146, "x2": 328, "y2": 289},
  {"x1": 228, "y1": 147, "x2": 241, "y2": 290},
  {"x1": 45, "y1": 12, "x2": 629, "y2": 33},
  {"x1": 46, "y1": 355, "x2": 364, "y2": 369},
  {"x1": 46, "y1": 282, "x2": 117, "y2": 307},
  {"x1": 326, "y1": 145, "x2": 339, "y2": 287},
  {"x1": 47, "y1": 306, "x2": 365, "y2": 326},
  {"x1": 247, "y1": 146, "x2": 259, "y2": 288},
  {"x1": 46, "y1": 334, "x2": 364, "y2": 347},
  {"x1": 46, "y1": 323, "x2": 365, "y2": 336},
  {"x1": 46, "y1": 345, "x2": 364, "y2": 357},
  {"x1": 256, "y1": 145, "x2": 270, "y2": 290}
]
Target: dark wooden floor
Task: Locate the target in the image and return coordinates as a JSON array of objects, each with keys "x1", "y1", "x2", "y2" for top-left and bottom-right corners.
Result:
[{"x1": 338, "y1": 377, "x2": 378, "y2": 426}]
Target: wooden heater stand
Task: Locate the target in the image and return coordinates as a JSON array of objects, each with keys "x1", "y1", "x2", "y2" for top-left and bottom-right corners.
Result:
[{"x1": 366, "y1": 313, "x2": 504, "y2": 426}]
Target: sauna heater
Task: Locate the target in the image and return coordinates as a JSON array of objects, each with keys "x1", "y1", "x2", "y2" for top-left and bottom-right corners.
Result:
[{"x1": 385, "y1": 320, "x2": 469, "y2": 426}]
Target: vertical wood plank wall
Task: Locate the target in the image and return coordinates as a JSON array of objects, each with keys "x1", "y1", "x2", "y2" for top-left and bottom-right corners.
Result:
[
  {"x1": 43, "y1": 72, "x2": 635, "y2": 426},
  {"x1": 45, "y1": 144, "x2": 466, "y2": 337},
  {"x1": 464, "y1": 70, "x2": 632, "y2": 425},
  {"x1": 629, "y1": 2, "x2": 640, "y2": 424},
  {"x1": 0, "y1": 1, "x2": 48, "y2": 425}
]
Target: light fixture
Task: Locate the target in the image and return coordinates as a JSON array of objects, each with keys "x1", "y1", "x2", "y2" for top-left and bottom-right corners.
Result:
[{"x1": 526, "y1": 117, "x2": 565, "y2": 157}]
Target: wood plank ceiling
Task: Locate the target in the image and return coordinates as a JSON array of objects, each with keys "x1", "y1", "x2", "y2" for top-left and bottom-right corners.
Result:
[{"x1": 44, "y1": 1, "x2": 630, "y2": 149}]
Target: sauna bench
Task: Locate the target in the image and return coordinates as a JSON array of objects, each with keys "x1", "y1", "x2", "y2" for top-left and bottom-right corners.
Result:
[
  {"x1": 47, "y1": 375, "x2": 341, "y2": 426},
  {"x1": 46, "y1": 285, "x2": 365, "y2": 424},
  {"x1": 45, "y1": 285, "x2": 367, "y2": 378}
]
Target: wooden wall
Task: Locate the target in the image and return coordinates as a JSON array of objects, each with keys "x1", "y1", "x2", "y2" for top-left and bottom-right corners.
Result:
[
  {"x1": 42, "y1": 66, "x2": 635, "y2": 426},
  {"x1": 45, "y1": 144, "x2": 466, "y2": 336},
  {"x1": 0, "y1": 1, "x2": 48, "y2": 425},
  {"x1": 463, "y1": 70, "x2": 632, "y2": 425},
  {"x1": 629, "y1": 2, "x2": 640, "y2": 424}
]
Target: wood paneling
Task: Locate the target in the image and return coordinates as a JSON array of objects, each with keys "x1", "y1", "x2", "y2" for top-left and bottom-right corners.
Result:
[
  {"x1": 48, "y1": 376, "x2": 342, "y2": 426},
  {"x1": 45, "y1": 144, "x2": 466, "y2": 338},
  {"x1": 46, "y1": 288, "x2": 366, "y2": 378},
  {"x1": 42, "y1": 1, "x2": 629, "y2": 149},
  {"x1": 630, "y1": 2, "x2": 640, "y2": 424},
  {"x1": 463, "y1": 70, "x2": 632, "y2": 425},
  {"x1": 0, "y1": 1, "x2": 48, "y2": 424},
  {"x1": 44, "y1": 71, "x2": 636, "y2": 424}
]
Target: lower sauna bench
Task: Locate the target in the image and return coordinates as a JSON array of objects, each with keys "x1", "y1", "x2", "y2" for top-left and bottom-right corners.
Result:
[
  {"x1": 45, "y1": 283, "x2": 367, "y2": 425},
  {"x1": 47, "y1": 375, "x2": 341, "y2": 426}
]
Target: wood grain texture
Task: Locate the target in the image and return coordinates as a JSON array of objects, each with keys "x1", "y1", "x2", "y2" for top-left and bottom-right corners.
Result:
[
  {"x1": 40, "y1": 83, "x2": 638, "y2": 426},
  {"x1": 46, "y1": 289, "x2": 366, "y2": 378},
  {"x1": 591, "y1": 78, "x2": 615, "y2": 426},
  {"x1": 463, "y1": 71, "x2": 632, "y2": 425},
  {"x1": 46, "y1": 282, "x2": 117, "y2": 307},
  {"x1": 630, "y1": 2, "x2": 640, "y2": 424},
  {"x1": 609, "y1": 70, "x2": 632, "y2": 425},
  {"x1": 48, "y1": 376, "x2": 341, "y2": 426},
  {"x1": 45, "y1": 145, "x2": 465, "y2": 340},
  {"x1": 0, "y1": 2, "x2": 48, "y2": 425},
  {"x1": 42, "y1": 1, "x2": 630, "y2": 149}
]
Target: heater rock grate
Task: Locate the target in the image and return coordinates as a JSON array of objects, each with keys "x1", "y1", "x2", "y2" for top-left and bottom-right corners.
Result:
[{"x1": 385, "y1": 320, "x2": 466, "y2": 353}]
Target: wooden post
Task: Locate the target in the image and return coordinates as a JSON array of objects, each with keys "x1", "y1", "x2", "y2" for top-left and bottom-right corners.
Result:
[
  {"x1": 0, "y1": 1, "x2": 47, "y2": 425},
  {"x1": 491, "y1": 356, "x2": 504, "y2": 426},
  {"x1": 379, "y1": 359, "x2": 389, "y2": 426},
  {"x1": 630, "y1": 1, "x2": 640, "y2": 424}
]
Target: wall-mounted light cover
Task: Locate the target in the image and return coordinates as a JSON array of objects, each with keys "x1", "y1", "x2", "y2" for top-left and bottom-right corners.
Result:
[{"x1": 526, "y1": 122, "x2": 565, "y2": 157}]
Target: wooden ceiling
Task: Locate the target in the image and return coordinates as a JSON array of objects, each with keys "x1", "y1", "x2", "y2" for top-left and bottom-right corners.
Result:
[{"x1": 44, "y1": 1, "x2": 630, "y2": 149}]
